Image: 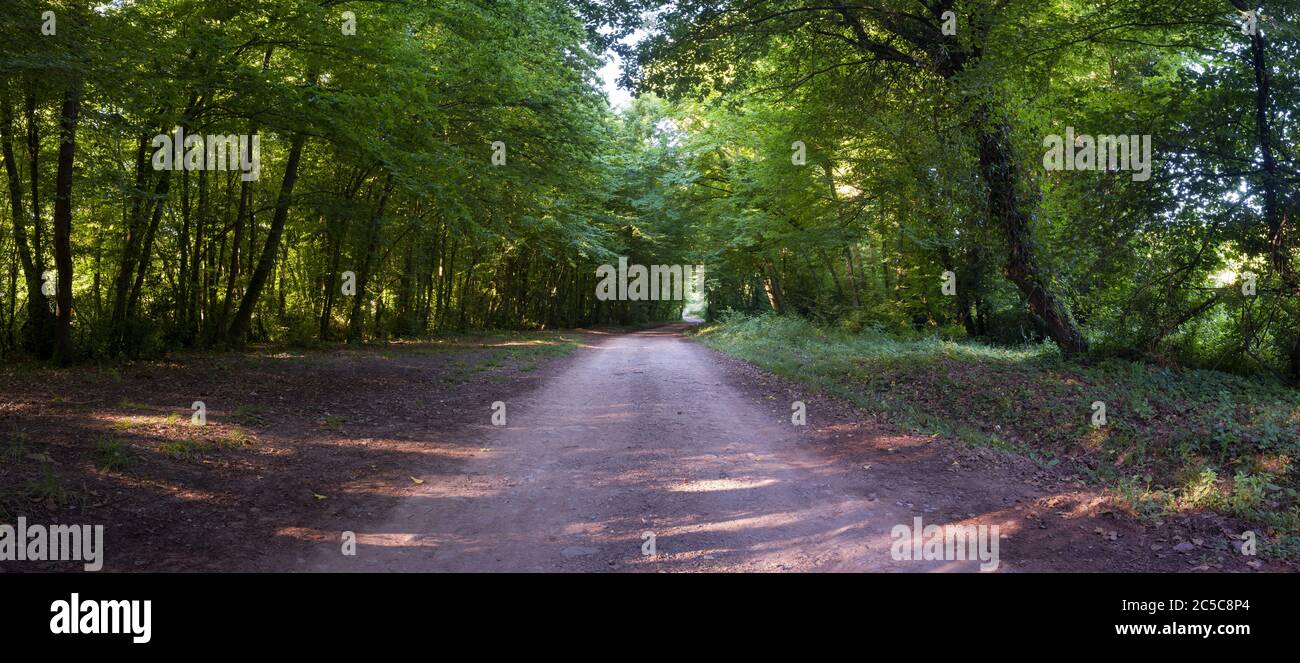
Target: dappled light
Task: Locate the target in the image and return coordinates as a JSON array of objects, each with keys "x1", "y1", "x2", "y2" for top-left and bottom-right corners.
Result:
[{"x1": 1, "y1": 1, "x2": 1294, "y2": 591}]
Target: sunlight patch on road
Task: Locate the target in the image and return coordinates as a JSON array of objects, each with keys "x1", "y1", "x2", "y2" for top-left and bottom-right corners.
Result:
[
  {"x1": 667, "y1": 478, "x2": 778, "y2": 492},
  {"x1": 338, "y1": 475, "x2": 502, "y2": 498},
  {"x1": 276, "y1": 526, "x2": 441, "y2": 547},
  {"x1": 328, "y1": 438, "x2": 485, "y2": 459},
  {"x1": 661, "y1": 510, "x2": 809, "y2": 534}
]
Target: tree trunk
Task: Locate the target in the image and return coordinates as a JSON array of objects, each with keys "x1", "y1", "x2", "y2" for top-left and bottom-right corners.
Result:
[
  {"x1": 124, "y1": 169, "x2": 170, "y2": 337},
  {"x1": 0, "y1": 85, "x2": 54, "y2": 358},
  {"x1": 457, "y1": 253, "x2": 477, "y2": 331},
  {"x1": 51, "y1": 78, "x2": 82, "y2": 364},
  {"x1": 108, "y1": 134, "x2": 155, "y2": 351},
  {"x1": 216, "y1": 49, "x2": 273, "y2": 344},
  {"x1": 974, "y1": 108, "x2": 1088, "y2": 355},
  {"x1": 178, "y1": 167, "x2": 191, "y2": 333},
  {"x1": 438, "y1": 236, "x2": 458, "y2": 332},
  {"x1": 347, "y1": 176, "x2": 394, "y2": 344},
  {"x1": 188, "y1": 167, "x2": 207, "y2": 342},
  {"x1": 761, "y1": 258, "x2": 787, "y2": 314},
  {"x1": 939, "y1": 247, "x2": 978, "y2": 337},
  {"x1": 1229, "y1": 0, "x2": 1300, "y2": 378},
  {"x1": 319, "y1": 216, "x2": 343, "y2": 341},
  {"x1": 227, "y1": 129, "x2": 308, "y2": 346},
  {"x1": 845, "y1": 246, "x2": 861, "y2": 308},
  {"x1": 5, "y1": 242, "x2": 16, "y2": 350},
  {"x1": 217, "y1": 177, "x2": 249, "y2": 336},
  {"x1": 25, "y1": 88, "x2": 42, "y2": 271}
]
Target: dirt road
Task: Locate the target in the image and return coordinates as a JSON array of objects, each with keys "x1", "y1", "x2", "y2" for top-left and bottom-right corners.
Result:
[
  {"x1": 287, "y1": 325, "x2": 1261, "y2": 573},
  {"x1": 299, "y1": 325, "x2": 943, "y2": 571}
]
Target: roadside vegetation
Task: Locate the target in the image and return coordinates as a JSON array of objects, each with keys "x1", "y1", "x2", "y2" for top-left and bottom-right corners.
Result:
[{"x1": 698, "y1": 313, "x2": 1300, "y2": 558}]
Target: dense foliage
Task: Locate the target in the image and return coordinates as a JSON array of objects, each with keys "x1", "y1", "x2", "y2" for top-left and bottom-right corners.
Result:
[
  {"x1": 0, "y1": 0, "x2": 681, "y2": 364},
  {"x1": 602, "y1": 0, "x2": 1300, "y2": 377},
  {"x1": 2, "y1": 1, "x2": 1298, "y2": 383}
]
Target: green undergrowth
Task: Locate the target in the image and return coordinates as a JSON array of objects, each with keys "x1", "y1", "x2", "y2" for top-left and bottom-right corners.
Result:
[{"x1": 697, "y1": 312, "x2": 1300, "y2": 558}]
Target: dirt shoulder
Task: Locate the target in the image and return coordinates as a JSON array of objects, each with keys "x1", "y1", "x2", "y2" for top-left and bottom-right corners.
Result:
[
  {"x1": 0, "y1": 333, "x2": 583, "y2": 572},
  {"x1": 698, "y1": 334, "x2": 1294, "y2": 572}
]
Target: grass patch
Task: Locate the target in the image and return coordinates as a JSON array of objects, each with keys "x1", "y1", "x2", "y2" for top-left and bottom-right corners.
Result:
[
  {"x1": 159, "y1": 429, "x2": 254, "y2": 459},
  {"x1": 95, "y1": 436, "x2": 131, "y2": 471},
  {"x1": 697, "y1": 312, "x2": 1300, "y2": 555},
  {"x1": 160, "y1": 439, "x2": 207, "y2": 460},
  {"x1": 219, "y1": 429, "x2": 255, "y2": 448}
]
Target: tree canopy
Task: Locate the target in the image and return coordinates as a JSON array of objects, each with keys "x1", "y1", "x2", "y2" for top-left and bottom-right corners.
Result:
[{"x1": 0, "y1": 0, "x2": 1297, "y2": 381}]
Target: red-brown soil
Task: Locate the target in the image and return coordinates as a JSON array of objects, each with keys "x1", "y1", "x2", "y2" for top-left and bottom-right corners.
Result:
[{"x1": 0, "y1": 326, "x2": 1289, "y2": 572}]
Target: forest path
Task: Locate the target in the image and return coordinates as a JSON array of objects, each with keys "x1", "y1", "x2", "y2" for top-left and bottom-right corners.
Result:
[
  {"x1": 286, "y1": 324, "x2": 1253, "y2": 573},
  {"x1": 297, "y1": 324, "x2": 989, "y2": 571}
]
